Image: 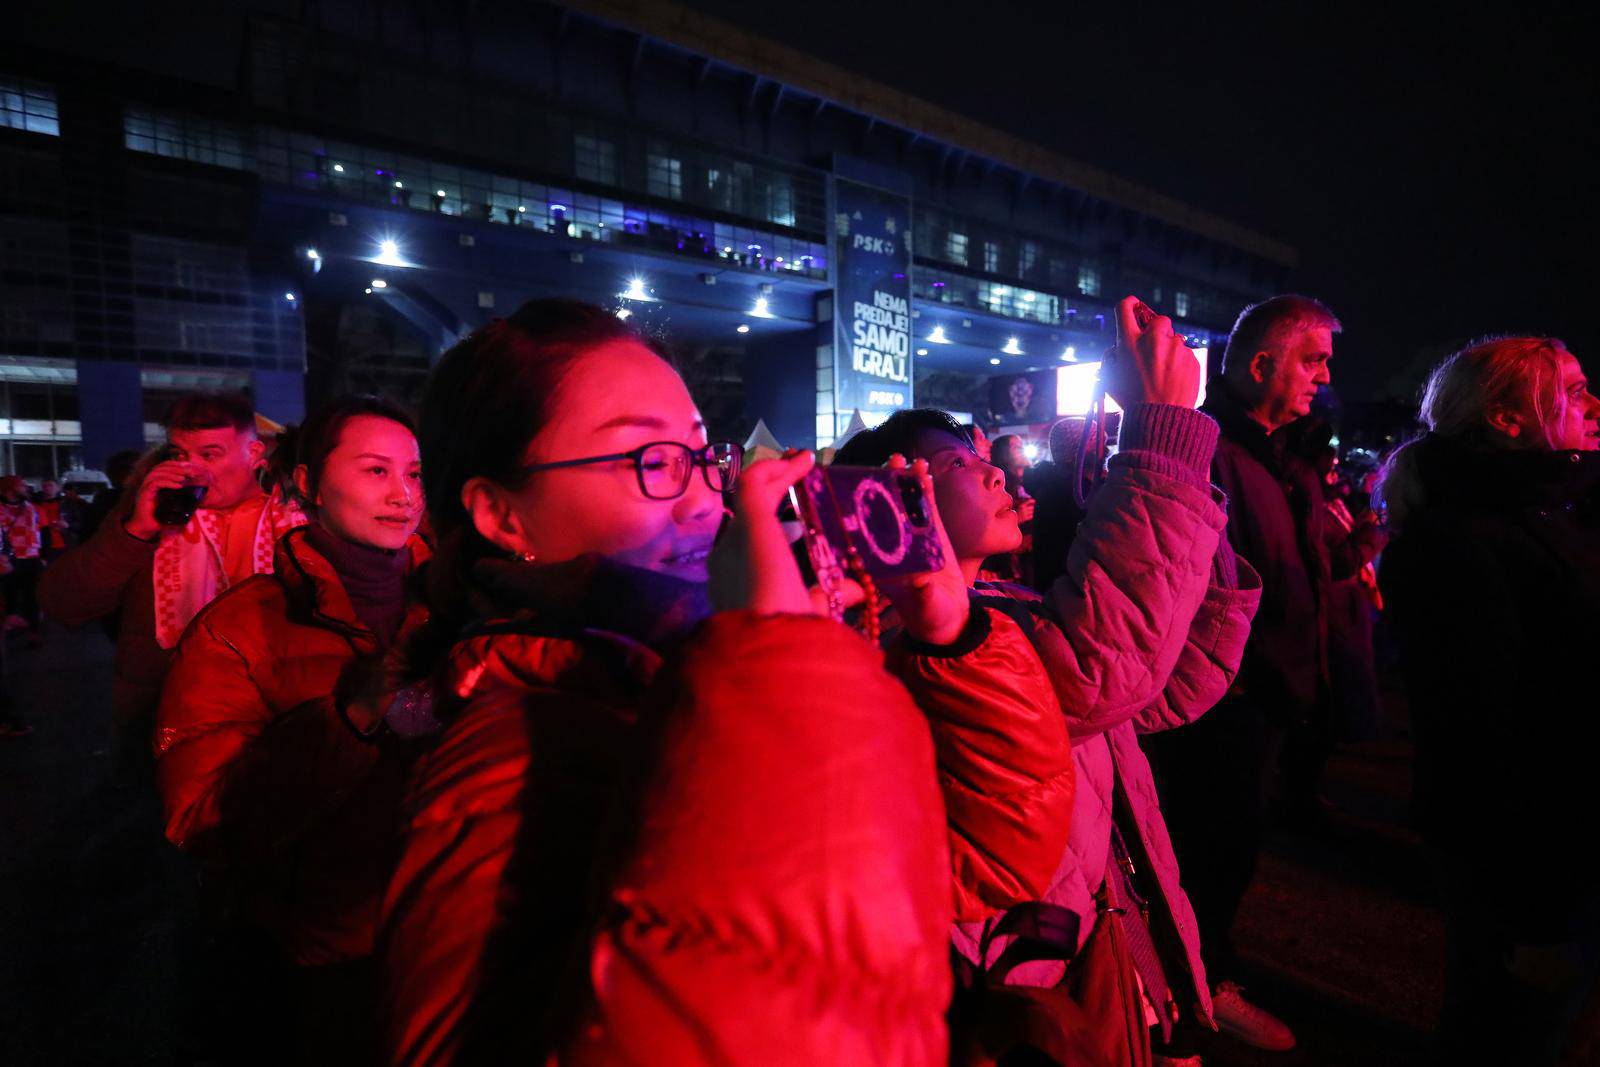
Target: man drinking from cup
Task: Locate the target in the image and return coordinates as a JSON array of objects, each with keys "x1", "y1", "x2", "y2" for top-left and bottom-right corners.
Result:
[{"x1": 40, "y1": 392, "x2": 304, "y2": 773}]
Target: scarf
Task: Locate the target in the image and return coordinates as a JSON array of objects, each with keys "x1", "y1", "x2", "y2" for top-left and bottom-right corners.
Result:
[
  {"x1": 303, "y1": 520, "x2": 411, "y2": 647},
  {"x1": 152, "y1": 492, "x2": 307, "y2": 648}
]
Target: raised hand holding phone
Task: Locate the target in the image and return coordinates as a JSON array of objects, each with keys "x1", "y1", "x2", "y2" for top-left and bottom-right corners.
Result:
[
  {"x1": 877, "y1": 455, "x2": 971, "y2": 646},
  {"x1": 1104, "y1": 295, "x2": 1202, "y2": 410},
  {"x1": 708, "y1": 450, "x2": 820, "y2": 617}
]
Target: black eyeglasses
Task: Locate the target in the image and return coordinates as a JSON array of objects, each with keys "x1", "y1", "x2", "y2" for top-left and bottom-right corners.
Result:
[{"x1": 522, "y1": 440, "x2": 742, "y2": 500}]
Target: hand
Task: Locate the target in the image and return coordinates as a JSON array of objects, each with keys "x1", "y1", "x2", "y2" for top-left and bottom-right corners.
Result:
[
  {"x1": 1105, "y1": 295, "x2": 1201, "y2": 410},
  {"x1": 878, "y1": 456, "x2": 971, "y2": 645},
  {"x1": 708, "y1": 451, "x2": 819, "y2": 617},
  {"x1": 125, "y1": 460, "x2": 201, "y2": 540},
  {"x1": 1015, "y1": 495, "x2": 1037, "y2": 525}
]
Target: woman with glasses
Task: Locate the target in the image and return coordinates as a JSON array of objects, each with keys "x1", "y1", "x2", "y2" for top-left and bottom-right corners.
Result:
[
  {"x1": 153, "y1": 395, "x2": 429, "y2": 1064},
  {"x1": 380, "y1": 300, "x2": 953, "y2": 1066}
]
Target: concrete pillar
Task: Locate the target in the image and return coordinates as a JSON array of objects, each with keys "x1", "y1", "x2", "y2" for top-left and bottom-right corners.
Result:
[
  {"x1": 250, "y1": 369, "x2": 306, "y2": 428},
  {"x1": 742, "y1": 326, "x2": 826, "y2": 451},
  {"x1": 74, "y1": 360, "x2": 144, "y2": 470}
]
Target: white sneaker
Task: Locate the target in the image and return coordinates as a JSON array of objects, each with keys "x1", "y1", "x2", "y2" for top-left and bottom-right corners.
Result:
[{"x1": 1211, "y1": 980, "x2": 1296, "y2": 1051}]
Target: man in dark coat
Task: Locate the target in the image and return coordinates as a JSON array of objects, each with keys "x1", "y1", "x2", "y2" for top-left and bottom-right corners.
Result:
[{"x1": 1143, "y1": 295, "x2": 1377, "y2": 1052}]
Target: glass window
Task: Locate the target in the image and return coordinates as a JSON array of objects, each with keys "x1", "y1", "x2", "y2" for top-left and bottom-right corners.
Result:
[
  {"x1": 1019, "y1": 240, "x2": 1038, "y2": 277},
  {"x1": 945, "y1": 231, "x2": 968, "y2": 267},
  {"x1": 647, "y1": 152, "x2": 682, "y2": 200},
  {"x1": 706, "y1": 162, "x2": 752, "y2": 213},
  {"x1": 1174, "y1": 291, "x2": 1191, "y2": 318},
  {"x1": 983, "y1": 241, "x2": 1000, "y2": 273},
  {"x1": 0, "y1": 77, "x2": 60, "y2": 136},
  {"x1": 123, "y1": 107, "x2": 249, "y2": 171},
  {"x1": 765, "y1": 174, "x2": 795, "y2": 227},
  {"x1": 574, "y1": 133, "x2": 618, "y2": 186},
  {"x1": 1077, "y1": 263, "x2": 1102, "y2": 297}
]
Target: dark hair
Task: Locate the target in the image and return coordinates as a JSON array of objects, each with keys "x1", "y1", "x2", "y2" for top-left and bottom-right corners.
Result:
[
  {"x1": 105, "y1": 449, "x2": 143, "y2": 487},
  {"x1": 273, "y1": 394, "x2": 417, "y2": 509},
  {"x1": 420, "y1": 298, "x2": 665, "y2": 539},
  {"x1": 163, "y1": 391, "x2": 256, "y2": 434},
  {"x1": 832, "y1": 408, "x2": 973, "y2": 467},
  {"x1": 1220, "y1": 294, "x2": 1341, "y2": 376}
]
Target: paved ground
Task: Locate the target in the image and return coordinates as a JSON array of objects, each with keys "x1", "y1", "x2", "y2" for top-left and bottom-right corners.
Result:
[{"x1": 1, "y1": 620, "x2": 1445, "y2": 1065}]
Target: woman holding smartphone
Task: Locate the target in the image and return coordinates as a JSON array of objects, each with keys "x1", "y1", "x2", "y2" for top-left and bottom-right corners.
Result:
[
  {"x1": 155, "y1": 395, "x2": 430, "y2": 1063},
  {"x1": 381, "y1": 299, "x2": 952, "y2": 1066},
  {"x1": 836, "y1": 296, "x2": 1262, "y2": 1064},
  {"x1": 1380, "y1": 336, "x2": 1600, "y2": 1065}
]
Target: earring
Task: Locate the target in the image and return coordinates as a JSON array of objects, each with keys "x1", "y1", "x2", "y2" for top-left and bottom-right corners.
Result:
[{"x1": 510, "y1": 549, "x2": 536, "y2": 563}]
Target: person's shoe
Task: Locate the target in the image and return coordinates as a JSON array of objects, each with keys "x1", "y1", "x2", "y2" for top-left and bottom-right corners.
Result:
[{"x1": 1211, "y1": 981, "x2": 1295, "y2": 1051}]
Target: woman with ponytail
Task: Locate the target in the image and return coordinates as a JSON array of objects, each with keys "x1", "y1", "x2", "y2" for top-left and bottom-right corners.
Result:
[
  {"x1": 1378, "y1": 336, "x2": 1600, "y2": 1065},
  {"x1": 379, "y1": 298, "x2": 952, "y2": 1067},
  {"x1": 154, "y1": 395, "x2": 430, "y2": 1064}
]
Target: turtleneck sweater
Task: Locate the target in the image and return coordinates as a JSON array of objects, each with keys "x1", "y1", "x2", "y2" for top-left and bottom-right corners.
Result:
[{"x1": 304, "y1": 520, "x2": 409, "y2": 647}]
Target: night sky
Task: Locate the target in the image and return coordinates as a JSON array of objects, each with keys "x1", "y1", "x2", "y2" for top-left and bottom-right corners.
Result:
[
  {"x1": 16, "y1": 1, "x2": 1596, "y2": 403},
  {"x1": 681, "y1": 0, "x2": 1597, "y2": 403}
]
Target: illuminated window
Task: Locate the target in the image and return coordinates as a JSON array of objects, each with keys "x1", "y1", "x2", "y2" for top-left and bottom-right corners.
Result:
[
  {"x1": 765, "y1": 175, "x2": 796, "y2": 227},
  {"x1": 706, "y1": 162, "x2": 752, "y2": 212},
  {"x1": 945, "y1": 231, "x2": 968, "y2": 266},
  {"x1": 1077, "y1": 263, "x2": 1102, "y2": 297},
  {"x1": 0, "y1": 77, "x2": 59, "y2": 136},
  {"x1": 574, "y1": 134, "x2": 618, "y2": 186},
  {"x1": 123, "y1": 107, "x2": 248, "y2": 170},
  {"x1": 983, "y1": 241, "x2": 1000, "y2": 273},
  {"x1": 1174, "y1": 291, "x2": 1191, "y2": 318},
  {"x1": 647, "y1": 153, "x2": 682, "y2": 200},
  {"x1": 1019, "y1": 240, "x2": 1038, "y2": 276}
]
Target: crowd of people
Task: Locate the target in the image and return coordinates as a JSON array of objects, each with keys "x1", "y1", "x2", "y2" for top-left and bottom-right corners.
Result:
[{"x1": 8, "y1": 292, "x2": 1598, "y2": 1065}]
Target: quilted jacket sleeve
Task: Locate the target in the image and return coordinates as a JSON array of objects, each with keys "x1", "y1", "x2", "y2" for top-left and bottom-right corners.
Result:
[
  {"x1": 1038, "y1": 403, "x2": 1229, "y2": 731},
  {"x1": 154, "y1": 597, "x2": 381, "y2": 871},
  {"x1": 38, "y1": 501, "x2": 154, "y2": 626},
  {"x1": 886, "y1": 604, "x2": 1076, "y2": 922},
  {"x1": 1130, "y1": 552, "x2": 1262, "y2": 735},
  {"x1": 569, "y1": 613, "x2": 953, "y2": 1067}
]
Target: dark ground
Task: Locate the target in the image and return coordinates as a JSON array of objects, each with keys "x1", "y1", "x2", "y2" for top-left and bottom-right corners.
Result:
[{"x1": 2, "y1": 620, "x2": 1446, "y2": 1065}]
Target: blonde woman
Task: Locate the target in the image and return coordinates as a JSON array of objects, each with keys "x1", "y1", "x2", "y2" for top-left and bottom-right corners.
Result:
[{"x1": 1379, "y1": 336, "x2": 1600, "y2": 1065}]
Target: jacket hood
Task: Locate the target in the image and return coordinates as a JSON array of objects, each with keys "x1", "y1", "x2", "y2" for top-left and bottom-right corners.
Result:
[{"x1": 1411, "y1": 433, "x2": 1600, "y2": 514}]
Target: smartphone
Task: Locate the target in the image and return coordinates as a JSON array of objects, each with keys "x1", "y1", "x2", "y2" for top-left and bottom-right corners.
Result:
[{"x1": 790, "y1": 465, "x2": 945, "y2": 587}]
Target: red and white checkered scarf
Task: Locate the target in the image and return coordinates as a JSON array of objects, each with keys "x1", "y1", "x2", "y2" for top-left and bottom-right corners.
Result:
[{"x1": 152, "y1": 493, "x2": 306, "y2": 649}]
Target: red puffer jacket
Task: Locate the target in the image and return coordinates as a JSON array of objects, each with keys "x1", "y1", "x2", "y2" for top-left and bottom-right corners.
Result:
[
  {"x1": 155, "y1": 525, "x2": 429, "y2": 965},
  {"x1": 887, "y1": 604, "x2": 1077, "y2": 922},
  {"x1": 381, "y1": 610, "x2": 953, "y2": 1067}
]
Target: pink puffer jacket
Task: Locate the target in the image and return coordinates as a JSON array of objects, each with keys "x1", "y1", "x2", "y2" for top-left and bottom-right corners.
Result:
[{"x1": 944, "y1": 404, "x2": 1262, "y2": 1025}]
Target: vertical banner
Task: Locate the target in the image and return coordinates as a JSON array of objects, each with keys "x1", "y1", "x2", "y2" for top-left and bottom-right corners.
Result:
[{"x1": 832, "y1": 178, "x2": 913, "y2": 429}]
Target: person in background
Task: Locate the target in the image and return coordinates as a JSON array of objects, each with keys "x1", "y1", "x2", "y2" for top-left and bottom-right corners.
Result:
[
  {"x1": 1281, "y1": 418, "x2": 1386, "y2": 745},
  {"x1": 1026, "y1": 417, "x2": 1090, "y2": 593},
  {"x1": 837, "y1": 295, "x2": 1261, "y2": 1066},
  {"x1": 155, "y1": 395, "x2": 429, "y2": 1065},
  {"x1": 0, "y1": 548, "x2": 26, "y2": 738},
  {"x1": 58, "y1": 483, "x2": 90, "y2": 549},
  {"x1": 32, "y1": 478, "x2": 71, "y2": 562},
  {"x1": 81, "y1": 449, "x2": 144, "y2": 543},
  {"x1": 983, "y1": 434, "x2": 1035, "y2": 583},
  {"x1": 1143, "y1": 295, "x2": 1358, "y2": 1053},
  {"x1": 39, "y1": 393, "x2": 304, "y2": 773},
  {"x1": 381, "y1": 300, "x2": 952, "y2": 1066},
  {"x1": 1379, "y1": 336, "x2": 1600, "y2": 1065},
  {"x1": 1, "y1": 475, "x2": 45, "y2": 643}
]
